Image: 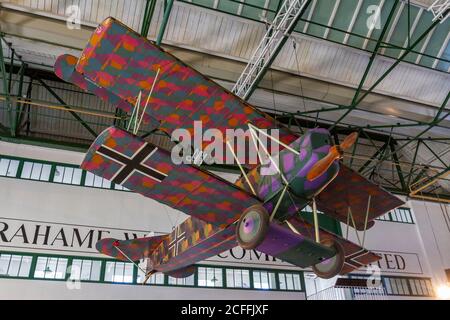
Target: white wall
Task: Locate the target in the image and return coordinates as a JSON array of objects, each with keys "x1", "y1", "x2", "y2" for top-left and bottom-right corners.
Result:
[
  {"x1": 0, "y1": 278, "x2": 305, "y2": 300},
  {"x1": 0, "y1": 141, "x2": 449, "y2": 300},
  {"x1": 0, "y1": 141, "x2": 305, "y2": 299}
]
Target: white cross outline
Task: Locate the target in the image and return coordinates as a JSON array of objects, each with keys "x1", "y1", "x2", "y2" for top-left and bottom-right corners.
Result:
[
  {"x1": 168, "y1": 226, "x2": 186, "y2": 257},
  {"x1": 344, "y1": 248, "x2": 371, "y2": 269},
  {"x1": 96, "y1": 142, "x2": 167, "y2": 184}
]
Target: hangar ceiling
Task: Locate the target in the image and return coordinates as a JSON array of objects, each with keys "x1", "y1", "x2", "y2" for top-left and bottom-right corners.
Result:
[{"x1": 0, "y1": 0, "x2": 449, "y2": 203}]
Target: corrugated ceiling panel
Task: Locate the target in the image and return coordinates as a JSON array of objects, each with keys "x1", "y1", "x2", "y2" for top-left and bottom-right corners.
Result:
[
  {"x1": 3, "y1": 1, "x2": 449, "y2": 107},
  {"x1": 3, "y1": 0, "x2": 147, "y2": 30}
]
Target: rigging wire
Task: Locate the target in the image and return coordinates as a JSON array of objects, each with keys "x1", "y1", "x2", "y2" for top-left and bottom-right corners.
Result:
[
  {"x1": 419, "y1": 188, "x2": 446, "y2": 278},
  {"x1": 292, "y1": 39, "x2": 307, "y2": 113}
]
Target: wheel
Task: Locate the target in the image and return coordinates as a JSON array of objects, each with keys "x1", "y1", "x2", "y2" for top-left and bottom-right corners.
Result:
[
  {"x1": 312, "y1": 239, "x2": 345, "y2": 279},
  {"x1": 236, "y1": 205, "x2": 269, "y2": 250}
]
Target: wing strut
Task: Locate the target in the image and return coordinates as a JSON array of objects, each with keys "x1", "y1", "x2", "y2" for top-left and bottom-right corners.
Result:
[
  {"x1": 344, "y1": 195, "x2": 372, "y2": 247},
  {"x1": 225, "y1": 139, "x2": 257, "y2": 196},
  {"x1": 248, "y1": 123, "x2": 289, "y2": 185},
  {"x1": 127, "y1": 67, "x2": 161, "y2": 135},
  {"x1": 312, "y1": 197, "x2": 320, "y2": 243}
]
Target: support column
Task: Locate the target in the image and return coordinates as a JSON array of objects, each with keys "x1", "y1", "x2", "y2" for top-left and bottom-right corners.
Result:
[{"x1": 156, "y1": 0, "x2": 175, "y2": 46}]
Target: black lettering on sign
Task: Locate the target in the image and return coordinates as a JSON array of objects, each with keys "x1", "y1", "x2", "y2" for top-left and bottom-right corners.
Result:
[
  {"x1": 250, "y1": 250, "x2": 277, "y2": 262},
  {"x1": 395, "y1": 254, "x2": 406, "y2": 270},
  {"x1": 124, "y1": 233, "x2": 138, "y2": 240},
  {"x1": 217, "y1": 252, "x2": 228, "y2": 258},
  {"x1": 33, "y1": 225, "x2": 51, "y2": 245},
  {"x1": 71, "y1": 229, "x2": 94, "y2": 248},
  {"x1": 0, "y1": 222, "x2": 9, "y2": 242},
  {"x1": 97, "y1": 230, "x2": 111, "y2": 242},
  {"x1": 9, "y1": 224, "x2": 29, "y2": 244},
  {"x1": 230, "y1": 248, "x2": 245, "y2": 260},
  {"x1": 385, "y1": 254, "x2": 396, "y2": 269},
  {"x1": 51, "y1": 228, "x2": 68, "y2": 247}
]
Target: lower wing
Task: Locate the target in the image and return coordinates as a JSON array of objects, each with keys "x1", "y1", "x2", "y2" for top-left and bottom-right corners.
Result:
[{"x1": 316, "y1": 165, "x2": 405, "y2": 230}]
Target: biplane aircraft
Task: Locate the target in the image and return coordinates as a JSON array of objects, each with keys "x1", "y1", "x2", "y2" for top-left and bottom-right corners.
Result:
[{"x1": 54, "y1": 17, "x2": 404, "y2": 281}]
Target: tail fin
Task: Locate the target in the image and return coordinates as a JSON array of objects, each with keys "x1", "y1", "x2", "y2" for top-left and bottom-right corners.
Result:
[{"x1": 96, "y1": 236, "x2": 167, "y2": 262}]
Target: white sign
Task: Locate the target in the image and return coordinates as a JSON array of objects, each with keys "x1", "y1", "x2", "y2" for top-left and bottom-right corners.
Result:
[
  {"x1": 370, "y1": 250, "x2": 424, "y2": 275},
  {"x1": 0, "y1": 217, "x2": 292, "y2": 269}
]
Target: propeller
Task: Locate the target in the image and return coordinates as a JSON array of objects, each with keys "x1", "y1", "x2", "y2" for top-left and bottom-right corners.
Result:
[{"x1": 306, "y1": 132, "x2": 358, "y2": 181}]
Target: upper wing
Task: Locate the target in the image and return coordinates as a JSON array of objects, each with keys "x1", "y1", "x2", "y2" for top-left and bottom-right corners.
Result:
[
  {"x1": 316, "y1": 165, "x2": 405, "y2": 230},
  {"x1": 82, "y1": 126, "x2": 261, "y2": 228},
  {"x1": 72, "y1": 17, "x2": 298, "y2": 165},
  {"x1": 55, "y1": 53, "x2": 160, "y2": 130}
]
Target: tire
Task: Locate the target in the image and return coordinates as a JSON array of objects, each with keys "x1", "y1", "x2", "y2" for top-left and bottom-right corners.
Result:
[
  {"x1": 312, "y1": 239, "x2": 345, "y2": 279},
  {"x1": 236, "y1": 205, "x2": 270, "y2": 250}
]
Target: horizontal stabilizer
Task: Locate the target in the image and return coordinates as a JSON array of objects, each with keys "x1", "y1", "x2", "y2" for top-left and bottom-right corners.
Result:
[{"x1": 96, "y1": 236, "x2": 167, "y2": 262}]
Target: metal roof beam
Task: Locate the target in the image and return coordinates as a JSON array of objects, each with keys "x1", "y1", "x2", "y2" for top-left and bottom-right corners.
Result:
[
  {"x1": 156, "y1": 0, "x2": 175, "y2": 45},
  {"x1": 331, "y1": 6, "x2": 449, "y2": 129},
  {"x1": 232, "y1": 0, "x2": 312, "y2": 100},
  {"x1": 35, "y1": 78, "x2": 97, "y2": 138},
  {"x1": 141, "y1": 0, "x2": 157, "y2": 38},
  {"x1": 364, "y1": 90, "x2": 450, "y2": 174},
  {"x1": 330, "y1": 0, "x2": 400, "y2": 130}
]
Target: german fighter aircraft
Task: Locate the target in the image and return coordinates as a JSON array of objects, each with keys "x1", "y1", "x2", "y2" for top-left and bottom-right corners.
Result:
[{"x1": 54, "y1": 17, "x2": 404, "y2": 281}]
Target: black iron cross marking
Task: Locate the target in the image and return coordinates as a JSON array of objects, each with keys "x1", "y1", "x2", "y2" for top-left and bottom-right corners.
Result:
[
  {"x1": 168, "y1": 226, "x2": 186, "y2": 257},
  {"x1": 96, "y1": 143, "x2": 167, "y2": 185}
]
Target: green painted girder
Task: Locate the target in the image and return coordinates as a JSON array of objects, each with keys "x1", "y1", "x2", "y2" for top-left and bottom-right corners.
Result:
[
  {"x1": 331, "y1": 13, "x2": 448, "y2": 130},
  {"x1": 406, "y1": 139, "x2": 421, "y2": 187},
  {"x1": 358, "y1": 141, "x2": 389, "y2": 174},
  {"x1": 293, "y1": 10, "x2": 450, "y2": 66},
  {"x1": 181, "y1": 0, "x2": 450, "y2": 72},
  {"x1": 141, "y1": 0, "x2": 158, "y2": 38},
  {"x1": 421, "y1": 140, "x2": 448, "y2": 167},
  {"x1": 156, "y1": 0, "x2": 175, "y2": 45},
  {"x1": 36, "y1": 78, "x2": 97, "y2": 138},
  {"x1": 14, "y1": 67, "x2": 30, "y2": 137},
  {"x1": 389, "y1": 140, "x2": 407, "y2": 191},
  {"x1": 330, "y1": 0, "x2": 399, "y2": 130},
  {"x1": 10, "y1": 62, "x2": 26, "y2": 137},
  {"x1": 0, "y1": 133, "x2": 90, "y2": 153},
  {"x1": 364, "y1": 91, "x2": 450, "y2": 174},
  {"x1": 288, "y1": 98, "x2": 447, "y2": 132},
  {"x1": 0, "y1": 38, "x2": 13, "y2": 137}
]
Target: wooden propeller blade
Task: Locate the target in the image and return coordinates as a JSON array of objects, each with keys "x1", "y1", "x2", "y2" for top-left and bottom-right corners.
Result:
[
  {"x1": 307, "y1": 147, "x2": 340, "y2": 181},
  {"x1": 340, "y1": 132, "x2": 358, "y2": 150},
  {"x1": 306, "y1": 132, "x2": 358, "y2": 181}
]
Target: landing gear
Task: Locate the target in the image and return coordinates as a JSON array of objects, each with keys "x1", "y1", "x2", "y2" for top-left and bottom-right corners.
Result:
[
  {"x1": 312, "y1": 239, "x2": 345, "y2": 279},
  {"x1": 236, "y1": 205, "x2": 269, "y2": 250}
]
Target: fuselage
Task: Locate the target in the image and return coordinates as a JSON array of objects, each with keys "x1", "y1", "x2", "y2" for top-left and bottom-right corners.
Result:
[{"x1": 152, "y1": 128, "x2": 340, "y2": 273}]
